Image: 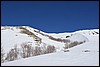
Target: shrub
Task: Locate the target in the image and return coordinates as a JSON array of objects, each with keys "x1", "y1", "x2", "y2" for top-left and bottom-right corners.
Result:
[
  {"x1": 64, "y1": 41, "x2": 84, "y2": 49},
  {"x1": 34, "y1": 46, "x2": 42, "y2": 56},
  {"x1": 84, "y1": 50, "x2": 90, "y2": 52},
  {"x1": 1, "y1": 46, "x2": 5, "y2": 63},
  {"x1": 64, "y1": 50, "x2": 69, "y2": 52},
  {"x1": 46, "y1": 45, "x2": 56, "y2": 53},
  {"x1": 62, "y1": 39, "x2": 70, "y2": 43},
  {"x1": 40, "y1": 44, "x2": 47, "y2": 54},
  {"x1": 19, "y1": 27, "x2": 42, "y2": 44},
  {"x1": 21, "y1": 43, "x2": 33, "y2": 58},
  {"x1": 5, "y1": 46, "x2": 19, "y2": 61},
  {"x1": 69, "y1": 41, "x2": 79, "y2": 48},
  {"x1": 4, "y1": 42, "x2": 56, "y2": 62}
]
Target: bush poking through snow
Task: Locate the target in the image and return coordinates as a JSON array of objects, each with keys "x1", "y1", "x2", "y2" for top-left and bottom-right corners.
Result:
[
  {"x1": 19, "y1": 26, "x2": 42, "y2": 44},
  {"x1": 64, "y1": 50, "x2": 69, "y2": 52},
  {"x1": 83, "y1": 50, "x2": 90, "y2": 52},
  {"x1": 64, "y1": 41, "x2": 84, "y2": 49}
]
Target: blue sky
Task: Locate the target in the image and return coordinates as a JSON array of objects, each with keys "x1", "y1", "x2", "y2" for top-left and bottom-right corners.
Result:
[{"x1": 1, "y1": 1, "x2": 99, "y2": 33}]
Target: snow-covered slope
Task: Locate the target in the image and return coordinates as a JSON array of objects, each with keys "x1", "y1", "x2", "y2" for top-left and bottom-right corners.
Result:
[
  {"x1": 66, "y1": 33, "x2": 89, "y2": 42},
  {"x1": 1, "y1": 26, "x2": 36, "y2": 53},
  {"x1": 1, "y1": 26, "x2": 65, "y2": 53},
  {"x1": 1, "y1": 26, "x2": 99, "y2": 66},
  {"x1": 1, "y1": 35, "x2": 99, "y2": 66}
]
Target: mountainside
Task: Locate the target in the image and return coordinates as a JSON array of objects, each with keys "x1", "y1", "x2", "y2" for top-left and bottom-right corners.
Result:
[{"x1": 1, "y1": 26, "x2": 99, "y2": 66}]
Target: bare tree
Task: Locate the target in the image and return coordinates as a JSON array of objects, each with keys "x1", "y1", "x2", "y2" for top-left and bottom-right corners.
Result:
[
  {"x1": 1, "y1": 46, "x2": 5, "y2": 63},
  {"x1": 5, "y1": 45, "x2": 19, "y2": 61},
  {"x1": 34, "y1": 46, "x2": 42, "y2": 56},
  {"x1": 21, "y1": 43, "x2": 33, "y2": 58},
  {"x1": 64, "y1": 41, "x2": 84, "y2": 50},
  {"x1": 47, "y1": 45, "x2": 56, "y2": 53},
  {"x1": 41, "y1": 44, "x2": 47, "y2": 54}
]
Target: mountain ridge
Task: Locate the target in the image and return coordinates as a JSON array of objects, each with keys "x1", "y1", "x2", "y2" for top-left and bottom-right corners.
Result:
[{"x1": 1, "y1": 26, "x2": 99, "y2": 65}]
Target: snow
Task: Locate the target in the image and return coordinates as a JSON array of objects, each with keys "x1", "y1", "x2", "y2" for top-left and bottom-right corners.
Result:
[
  {"x1": 48, "y1": 33, "x2": 71, "y2": 39},
  {"x1": 67, "y1": 33, "x2": 89, "y2": 42},
  {"x1": 1, "y1": 27, "x2": 36, "y2": 53},
  {"x1": 1, "y1": 26, "x2": 99, "y2": 66},
  {"x1": 21, "y1": 26, "x2": 65, "y2": 51},
  {"x1": 1, "y1": 41, "x2": 99, "y2": 66}
]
